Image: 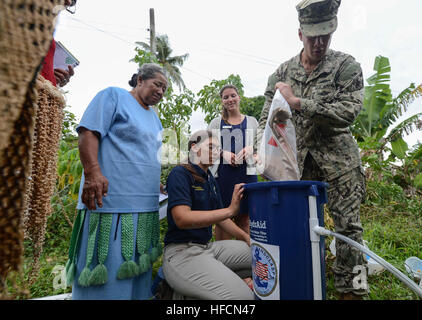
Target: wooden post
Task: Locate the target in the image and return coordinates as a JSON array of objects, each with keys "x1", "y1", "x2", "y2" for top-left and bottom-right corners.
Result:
[{"x1": 149, "y1": 8, "x2": 156, "y2": 56}]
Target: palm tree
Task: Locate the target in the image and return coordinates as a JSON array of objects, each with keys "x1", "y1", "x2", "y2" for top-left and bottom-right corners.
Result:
[
  {"x1": 352, "y1": 55, "x2": 422, "y2": 159},
  {"x1": 134, "y1": 34, "x2": 189, "y2": 91}
]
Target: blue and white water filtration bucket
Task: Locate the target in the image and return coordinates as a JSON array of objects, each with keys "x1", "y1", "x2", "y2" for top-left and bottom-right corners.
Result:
[{"x1": 244, "y1": 181, "x2": 329, "y2": 300}]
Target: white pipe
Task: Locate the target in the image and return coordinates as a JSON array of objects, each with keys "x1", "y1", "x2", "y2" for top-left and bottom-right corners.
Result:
[
  {"x1": 308, "y1": 195, "x2": 323, "y2": 300},
  {"x1": 32, "y1": 293, "x2": 72, "y2": 300},
  {"x1": 314, "y1": 226, "x2": 422, "y2": 299}
]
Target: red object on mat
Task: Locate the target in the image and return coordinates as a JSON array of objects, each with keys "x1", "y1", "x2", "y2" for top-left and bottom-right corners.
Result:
[{"x1": 40, "y1": 40, "x2": 57, "y2": 87}]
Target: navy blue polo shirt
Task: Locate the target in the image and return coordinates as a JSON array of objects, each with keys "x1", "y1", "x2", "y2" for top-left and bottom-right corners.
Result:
[{"x1": 164, "y1": 164, "x2": 224, "y2": 246}]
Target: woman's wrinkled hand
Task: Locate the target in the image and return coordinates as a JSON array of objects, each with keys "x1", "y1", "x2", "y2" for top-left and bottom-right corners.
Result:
[{"x1": 81, "y1": 165, "x2": 109, "y2": 210}]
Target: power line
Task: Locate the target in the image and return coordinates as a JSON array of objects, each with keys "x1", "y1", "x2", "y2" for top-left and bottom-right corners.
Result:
[
  {"x1": 67, "y1": 16, "x2": 138, "y2": 46},
  {"x1": 210, "y1": 45, "x2": 280, "y2": 65},
  {"x1": 60, "y1": 24, "x2": 142, "y2": 39},
  {"x1": 63, "y1": 17, "x2": 213, "y2": 81},
  {"x1": 192, "y1": 39, "x2": 280, "y2": 66},
  {"x1": 61, "y1": 17, "x2": 279, "y2": 81},
  {"x1": 197, "y1": 48, "x2": 278, "y2": 67},
  {"x1": 179, "y1": 66, "x2": 213, "y2": 81},
  {"x1": 68, "y1": 17, "x2": 146, "y2": 31},
  {"x1": 66, "y1": 17, "x2": 280, "y2": 68}
]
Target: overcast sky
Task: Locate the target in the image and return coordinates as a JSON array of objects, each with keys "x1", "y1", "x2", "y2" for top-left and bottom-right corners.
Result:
[{"x1": 54, "y1": 0, "x2": 421, "y2": 147}]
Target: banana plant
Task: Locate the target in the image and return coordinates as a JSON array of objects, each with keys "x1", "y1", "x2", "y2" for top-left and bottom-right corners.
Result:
[{"x1": 352, "y1": 56, "x2": 422, "y2": 160}]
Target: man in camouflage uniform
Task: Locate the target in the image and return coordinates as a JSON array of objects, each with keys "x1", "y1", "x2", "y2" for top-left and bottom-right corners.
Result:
[{"x1": 257, "y1": 0, "x2": 368, "y2": 299}]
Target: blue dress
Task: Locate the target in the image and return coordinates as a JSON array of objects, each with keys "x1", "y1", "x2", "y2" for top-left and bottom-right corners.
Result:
[
  {"x1": 68, "y1": 87, "x2": 162, "y2": 300},
  {"x1": 216, "y1": 118, "x2": 258, "y2": 213},
  {"x1": 71, "y1": 211, "x2": 154, "y2": 300}
]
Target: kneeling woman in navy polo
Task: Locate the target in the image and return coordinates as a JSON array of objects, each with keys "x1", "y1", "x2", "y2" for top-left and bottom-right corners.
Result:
[{"x1": 163, "y1": 130, "x2": 254, "y2": 300}]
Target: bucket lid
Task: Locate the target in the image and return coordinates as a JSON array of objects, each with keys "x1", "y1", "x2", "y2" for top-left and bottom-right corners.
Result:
[{"x1": 244, "y1": 180, "x2": 329, "y2": 191}]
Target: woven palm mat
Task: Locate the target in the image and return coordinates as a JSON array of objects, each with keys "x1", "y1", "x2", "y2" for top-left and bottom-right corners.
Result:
[
  {"x1": 0, "y1": 0, "x2": 64, "y2": 297},
  {"x1": 24, "y1": 76, "x2": 65, "y2": 284}
]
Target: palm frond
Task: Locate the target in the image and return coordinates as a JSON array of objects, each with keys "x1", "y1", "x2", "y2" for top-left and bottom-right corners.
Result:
[
  {"x1": 166, "y1": 54, "x2": 189, "y2": 67},
  {"x1": 385, "y1": 112, "x2": 422, "y2": 143},
  {"x1": 163, "y1": 63, "x2": 186, "y2": 90},
  {"x1": 393, "y1": 83, "x2": 422, "y2": 114},
  {"x1": 135, "y1": 41, "x2": 151, "y2": 50},
  {"x1": 409, "y1": 143, "x2": 422, "y2": 160},
  {"x1": 133, "y1": 34, "x2": 189, "y2": 91},
  {"x1": 380, "y1": 83, "x2": 422, "y2": 127}
]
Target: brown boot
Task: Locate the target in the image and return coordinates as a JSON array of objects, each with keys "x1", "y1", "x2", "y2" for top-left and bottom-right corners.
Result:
[{"x1": 339, "y1": 292, "x2": 364, "y2": 300}]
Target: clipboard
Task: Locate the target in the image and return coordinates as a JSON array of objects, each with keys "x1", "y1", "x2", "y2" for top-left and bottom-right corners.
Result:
[
  {"x1": 159, "y1": 193, "x2": 169, "y2": 221},
  {"x1": 53, "y1": 41, "x2": 80, "y2": 70}
]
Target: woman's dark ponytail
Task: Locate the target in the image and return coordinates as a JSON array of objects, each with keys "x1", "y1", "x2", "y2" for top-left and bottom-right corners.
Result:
[{"x1": 128, "y1": 73, "x2": 138, "y2": 88}]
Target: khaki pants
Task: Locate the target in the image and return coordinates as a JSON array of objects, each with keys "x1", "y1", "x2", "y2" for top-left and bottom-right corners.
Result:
[{"x1": 163, "y1": 240, "x2": 254, "y2": 300}]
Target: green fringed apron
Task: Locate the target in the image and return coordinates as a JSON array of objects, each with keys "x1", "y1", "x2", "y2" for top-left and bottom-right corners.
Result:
[{"x1": 66, "y1": 210, "x2": 162, "y2": 299}]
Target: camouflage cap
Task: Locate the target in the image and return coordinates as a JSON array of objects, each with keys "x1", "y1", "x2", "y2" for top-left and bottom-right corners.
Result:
[{"x1": 296, "y1": 0, "x2": 341, "y2": 37}]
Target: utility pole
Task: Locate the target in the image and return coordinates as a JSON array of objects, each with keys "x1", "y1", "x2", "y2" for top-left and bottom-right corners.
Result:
[{"x1": 149, "y1": 8, "x2": 156, "y2": 57}]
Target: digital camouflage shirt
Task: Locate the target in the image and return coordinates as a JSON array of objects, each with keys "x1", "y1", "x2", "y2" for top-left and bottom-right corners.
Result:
[{"x1": 257, "y1": 49, "x2": 364, "y2": 181}]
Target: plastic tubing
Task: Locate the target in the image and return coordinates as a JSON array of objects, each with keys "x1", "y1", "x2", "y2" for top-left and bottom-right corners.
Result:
[
  {"x1": 308, "y1": 195, "x2": 323, "y2": 300},
  {"x1": 314, "y1": 226, "x2": 422, "y2": 299}
]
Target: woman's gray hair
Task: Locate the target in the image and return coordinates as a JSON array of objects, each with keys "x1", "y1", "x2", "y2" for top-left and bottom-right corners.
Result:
[{"x1": 129, "y1": 63, "x2": 167, "y2": 88}]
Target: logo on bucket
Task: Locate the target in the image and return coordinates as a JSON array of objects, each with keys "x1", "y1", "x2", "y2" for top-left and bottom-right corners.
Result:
[
  {"x1": 252, "y1": 243, "x2": 278, "y2": 298},
  {"x1": 250, "y1": 220, "x2": 267, "y2": 229}
]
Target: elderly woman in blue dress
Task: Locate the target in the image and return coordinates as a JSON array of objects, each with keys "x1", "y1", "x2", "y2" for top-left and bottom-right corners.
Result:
[{"x1": 66, "y1": 63, "x2": 167, "y2": 300}]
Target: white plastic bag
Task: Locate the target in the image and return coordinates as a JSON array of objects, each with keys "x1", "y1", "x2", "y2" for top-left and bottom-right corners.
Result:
[{"x1": 257, "y1": 90, "x2": 300, "y2": 181}]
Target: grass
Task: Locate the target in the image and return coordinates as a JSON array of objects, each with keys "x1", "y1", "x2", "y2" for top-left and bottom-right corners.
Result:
[{"x1": 325, "y1": 203, "x2": 422, "y2": 300}]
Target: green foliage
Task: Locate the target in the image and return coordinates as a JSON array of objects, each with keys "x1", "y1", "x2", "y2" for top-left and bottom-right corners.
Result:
[
  {"x1": 132, "y1": 47, "x2": 159, "y2": 66},
  {"x1": 390, "y1": 137, "x2": 408, "y2": 160},
  {"x1": 156, "y1": 86, "x2": 195, "y2": 164},
  {"x1": 157, "y1": 86, "x2": 194, "y2": 132},
  {"x1": 352, "y1": 55, "x2": 422, "y2": 158},
  {"x1": 195, "y1": 74, "x2": 244, "y2": 124},
  {"x1": 240, "y1": 95, "x2": 265, "y2": 121},
  {"x1": 61, "y1": 105, "x2": 79, "y2": 143},
  {"x1": 195, "y1": 74, "x2": 264, "y2": 124},
  {"x1": 415, "y1": 173, "x2": 422, "y2": 189},
  {"x1": 352, "y1": 55, "x2": 422, "y2": 192},
  {"x1": 359, "y1": 136, "x2": 422, "y2": 201},
  {"x1": 57, "y1": 142, "x2": 82, "y2": 201}
]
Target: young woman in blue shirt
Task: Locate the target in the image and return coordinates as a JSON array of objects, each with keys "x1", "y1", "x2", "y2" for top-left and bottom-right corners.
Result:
[{"x1": 163, "y1": 130, "x2": 254, "y2": 300}]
